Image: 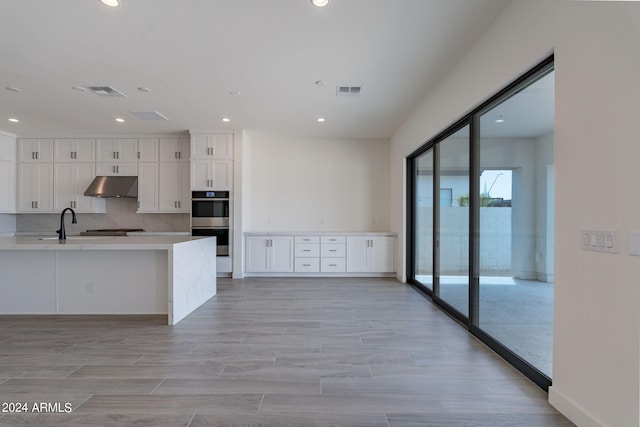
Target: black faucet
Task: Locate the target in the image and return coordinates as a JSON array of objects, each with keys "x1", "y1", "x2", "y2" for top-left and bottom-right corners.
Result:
[{"x1": 57, "y1": 208, "x2": 77, "y2": 240}]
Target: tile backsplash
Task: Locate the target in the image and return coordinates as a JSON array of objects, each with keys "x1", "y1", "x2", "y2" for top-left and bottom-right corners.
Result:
[{"x1": 16, "y1": 199, "x2": 189, "y2": 235}]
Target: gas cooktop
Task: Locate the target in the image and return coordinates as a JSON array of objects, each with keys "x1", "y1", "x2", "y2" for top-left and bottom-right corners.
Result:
[{"x1": 81, "y1": 228, "x2": 144, "y2": 236}]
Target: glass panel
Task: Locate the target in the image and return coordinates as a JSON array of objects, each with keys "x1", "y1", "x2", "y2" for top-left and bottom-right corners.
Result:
[
  {"x1": 477, "y1": 70, "x2": 554, "y2": 377},
  {"x1": 437, "y1": 125, "x2": 470, "y2": 317},
  {"x1": 414, "y1": 149, "x2": 433, "y2": 290}
]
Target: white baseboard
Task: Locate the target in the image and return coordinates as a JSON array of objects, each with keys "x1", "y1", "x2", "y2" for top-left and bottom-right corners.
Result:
[{"x1": 549, "y1": 386, "x2": 605, "y2": 427}]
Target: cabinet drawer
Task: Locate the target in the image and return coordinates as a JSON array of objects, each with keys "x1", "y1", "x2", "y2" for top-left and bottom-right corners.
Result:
[
  {"x1": 295, "y1": 243, "x2": 320, "y2": 257},
  {"x1": 321, "y1": 236, "x2": 345, "y2": 244},
  {"x1": 295, "y1": 258, "x2": 320, "y2": 273},
  {"x1": 321, "y1": 258, "x2": 346, "y2": 273},
  {"x1": 295, "y1": 236, "x2": 320, "y2": 244},
  {"x1": 321, "y1": 243, "x2": 346, "y2": 257}
]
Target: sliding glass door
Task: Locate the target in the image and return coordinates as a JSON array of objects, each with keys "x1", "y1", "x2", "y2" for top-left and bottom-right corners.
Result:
[
  {"x1": 476, "y1": 70, "x2": 555, "y2": 378},
  {"x1": 413, "y1": 149, "x2": 434, "y2": 291},
  {"x1": 407, "y1": 57, "x2": 554, "y2": 389},
  {"x1": 436, "y1": 126, "x2": 470, "y2": 318}
]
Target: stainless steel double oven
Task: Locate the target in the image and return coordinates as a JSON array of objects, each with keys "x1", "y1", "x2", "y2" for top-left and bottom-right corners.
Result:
[{"x1": 190, "y1": 191, "x2": 229, "y2": 256}]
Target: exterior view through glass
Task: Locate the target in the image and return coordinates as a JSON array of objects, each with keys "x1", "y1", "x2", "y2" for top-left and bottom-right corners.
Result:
[{"x1": 407, "y1": 58, "x2": 554, "y2": 388}]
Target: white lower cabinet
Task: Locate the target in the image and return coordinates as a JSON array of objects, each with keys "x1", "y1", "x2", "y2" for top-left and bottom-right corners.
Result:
[
  {"x1": 245, "y1": 233, "x2": 395, "y2": 276},
  {"x1": 54, "y1": 163, "x2": 105, "y2": 212},
  {"x1": 346, "y1": 236, "x2": 396, "y2": 273},
  {"x1": 245, "y1": 235, "x2": 294, "y2": 273}
]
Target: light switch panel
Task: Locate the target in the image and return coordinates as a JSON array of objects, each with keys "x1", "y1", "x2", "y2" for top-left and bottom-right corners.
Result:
[{"x1": 581, "y1": 230, "x2": 618, "y2": 254}]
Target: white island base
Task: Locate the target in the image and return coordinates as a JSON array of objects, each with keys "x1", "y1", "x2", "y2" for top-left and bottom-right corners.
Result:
[{"x1": 0, "y1": 236, "x2": 217, "y2": 325}]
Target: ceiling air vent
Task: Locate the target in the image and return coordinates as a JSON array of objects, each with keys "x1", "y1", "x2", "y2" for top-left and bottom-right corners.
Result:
[
  {"x1": 87, "y1": 86, "x2": 127, "y2": 97},
  {"x1": 129, "y1": 111, "x2": 169, "y2": 121},
  {"x1": 336, "y1": 85, "x2": 362, "y2": 96}
]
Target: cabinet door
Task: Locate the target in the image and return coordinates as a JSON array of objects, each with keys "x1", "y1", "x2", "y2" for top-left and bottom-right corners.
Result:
[
  {"x1": 0, "y1": 161, "x2": 15, "y2": 212},
  {"x1": 346, "y1": 236, "x2": 369, "y2": 272},
  {"x1": 137, "y1": 163, "x2": 159, "y2": 212},
  {"x1": 0, "y1": 133, "x2": 15, "y2": 162},
  {"x1": 95, "y1": 163, "x2": 138, "y2": 176},
  {"x1": 54, "y1": 139, "x2": 95, "y2": 162},
  {"x1": 210, "y1": 159, "x2": 232, "y2": 190},
  {"x1": 137, "y1": 139, "x2": 159, "y2": 162},
  {"x1": 270, "y1": 236, "x2": 294, "y2": 272},
  {"x1": 190, "y1": 159, "x2": 231, "y2": 190},
  {"x1": 54, "y1": 163, "x2": 103, "y2": 212},
  {"x1": 246, "y1": 236, "x2": 271, "y2": 272},
  {"x1": 159, "y1": 138, "x2": 190, "y2": 162},
  {"x1": 158, "y1": 163, "x2": 189, "y2": 212},
  {"x1": 368, "y1": 236, "x2": 396, "y2": 273},
  {"x1": 178, "y1": 162, "x2": 191, "y2": 212},
  {"x1": 191, "y1": 134, "x2": 233, "y2": 159},
  {"x1": 96, "y1": 139, "x2": 138, "y2": 162},
  {"x1": 17, "y1": 163, "x2": 54, "y2": 212},
  {"x1": 18, "y1": 139, "x2": 54, "y2": 162}
]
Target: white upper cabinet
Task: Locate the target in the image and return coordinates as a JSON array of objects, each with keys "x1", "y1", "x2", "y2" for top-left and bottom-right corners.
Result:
[
  {"x1": 0, "y1": 133, "x2": 16, "y2": 162},
  {"x1": 96, "y1": 138, "x2": 138, "y2": 175},
  {"x1": 0, "y1": 133, "x2": 16, "y2": 213},
  {"x1": 18, "y1": 139, "x2": 54, "y2": 162},
  {"x1": 158, "y1": 163, "x2": 190, "y2": 212},
  {"x1": 159, "y1": 138, "x2": 190, "y2": 162},
  {"x1": 191, "y1": 133, "x2": 233, "y2": 159},
  {"x1": 137, "y1": 138, "x2": 159, "y2": 162},
  {"x1": 54, "y1": 163, "x2": 105, "y2": 213},
  {"x1": 54, "y1": 139, "x2": 95, "y2": 162},
  {"x1": 96, "y1": 138, "x2": 138, "y2": 163},
  {"x1": 191, "y1": 159, "x2": 232, "y2": 190},
  {"x1": 17, "y1": 163, "x2": 54, "y2": 212},
  {"x1": 137, "y1": 162, "x2": 159, "y2": 212}
]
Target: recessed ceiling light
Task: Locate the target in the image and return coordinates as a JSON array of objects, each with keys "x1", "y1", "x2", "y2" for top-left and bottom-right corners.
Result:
[
  {"x1": 115, "y1": 117, "x2": 125, "y2": 123},
  {"x1": 137, "y1": 87, "x2": 151, "y2": 93},
  {"x1": 495, "y1": 119, "x2": 505, "y2": 123},
  {"x1": 5, "y1": 86, "x2": 22, "y2": 93},
  {"x1": 221, "y1": 117, "x2": 231, "y2": 123},
  {"x1": 229, "y1": 91, "x2": 240, "y2": 96},
  {"x1": 99, "y1": 0, "x2": 120, "y2": 7},
  {"x1": 72, "y1": 86, "x2": 86, "y2": 92},
  {"x1": 8, "y1": 118, "x2": 19, "y2": 123},
  {"x1": 310, "y1": 0, "x2": 329, "y2": 7},
  {"x1": 315, "y1": 80, "x2": 327, "y2": 87},
  {"x1": 316, "y1": 117, "x2": 326, "y2": 123}
]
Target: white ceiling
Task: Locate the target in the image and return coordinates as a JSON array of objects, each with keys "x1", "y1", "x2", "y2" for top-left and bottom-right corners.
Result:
[{"x1": 0, "y1": 0, "x2": 512, "y2": 139}]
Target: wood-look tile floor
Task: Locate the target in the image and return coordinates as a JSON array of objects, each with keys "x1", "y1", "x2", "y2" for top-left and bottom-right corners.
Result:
[{"x1": 0, "y1": 277, "x2": 574, "y2": 426}]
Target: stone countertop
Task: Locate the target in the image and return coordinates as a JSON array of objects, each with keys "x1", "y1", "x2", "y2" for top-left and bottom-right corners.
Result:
[
  {"x1": 243, "y1": 231, "x2": 397, "y2": 236},
  {"x1": 0, "y1": 235, "x2": 209, "y2": 251}
]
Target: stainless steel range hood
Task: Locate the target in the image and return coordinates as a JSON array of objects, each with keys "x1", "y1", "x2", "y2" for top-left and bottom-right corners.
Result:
[{"x1": 84, "y1": 176, "x2": 138, "y2": 198}]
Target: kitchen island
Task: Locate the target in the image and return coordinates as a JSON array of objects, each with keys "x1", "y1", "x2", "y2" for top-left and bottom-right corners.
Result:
[{"x1": 0, "y1": 236, "x2": 217, "y2": 325}]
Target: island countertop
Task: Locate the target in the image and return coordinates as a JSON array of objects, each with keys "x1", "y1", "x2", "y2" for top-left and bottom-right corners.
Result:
[
  {"x1": 0, "y1": 235, "x2": 199, "y2": 251},
  {"x1": 0, "y1": 236, "x2": 217, "y2": 325}
]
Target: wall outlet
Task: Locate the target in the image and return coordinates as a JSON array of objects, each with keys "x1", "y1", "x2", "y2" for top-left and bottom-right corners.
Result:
[{"x1": 581, "y1": 230, "x2": 618, "y2": 254}]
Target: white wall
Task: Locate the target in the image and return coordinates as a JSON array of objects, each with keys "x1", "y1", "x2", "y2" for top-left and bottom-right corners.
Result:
[
  {"x1": 390, "y1": 1, "x2": 640, "y2": 426},
  {"x1": 246, "y1": 133, "x2": 390, "y2": 232}
]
